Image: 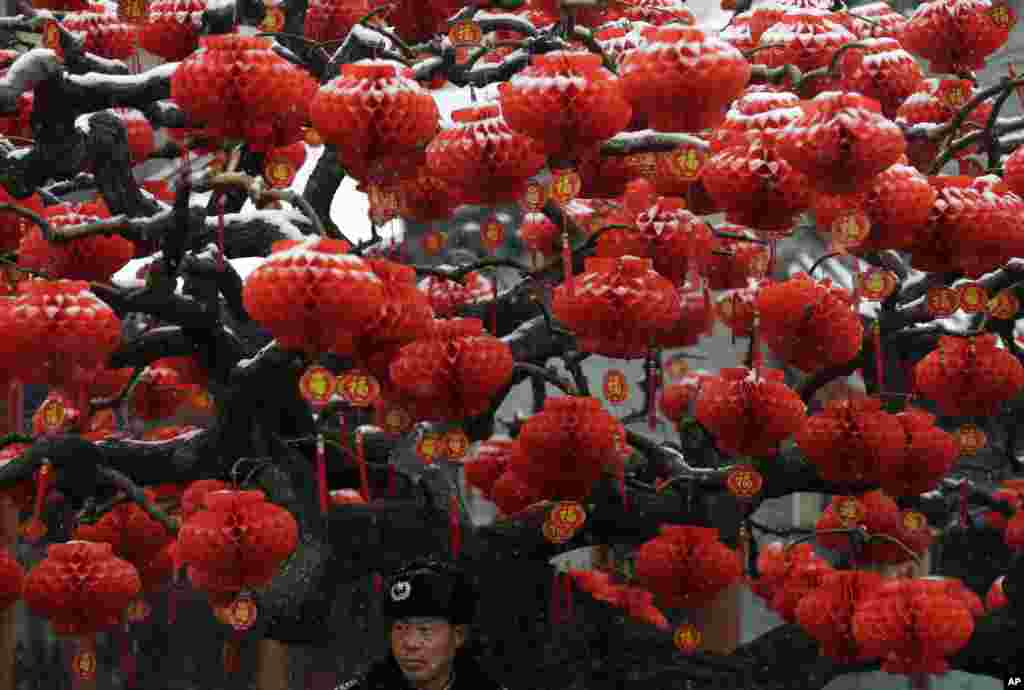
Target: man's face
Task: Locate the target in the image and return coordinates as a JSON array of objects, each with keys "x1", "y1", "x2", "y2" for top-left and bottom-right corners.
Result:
[{"x1": 390, "y1": 617, "x2": 465, "y2": 688}]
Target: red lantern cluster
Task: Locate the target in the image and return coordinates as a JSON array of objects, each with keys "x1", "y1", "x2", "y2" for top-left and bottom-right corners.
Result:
[
  {"x1": 171, "y1": 36, "x2": 317, "y2": 151},
  {"x1": 138, "y1": 0, "x2": 205, "y2": 61},
  {"x1": 985, "y1": 480, "x2": 1024, "y2": 531},
  {"x1": 552, "y1": 256, "x2": 682, "y2": 359},
  {"x1": 570, "y1": 569, "x2": 670, "y2": 630},
  {"x1": 634, "y1": 524, "x2": 742, "y2": 610},
  {"x1": 658, "y1": 373, "x2": 706, "y2": 424},
  {"x1": 710, "y1": 87, "x2": 802, "y2": 154},
  {"x1": 0, "y1": 280, "x2": 121, "y2": 386},
  {"x1": 18, "y1": 202, "x2": 134, "y2": 282},
  {"x1": 705, "y1": 225, "x2": 770, "y2": 290},
  {"x1": 389, "y1": 317, "x2": 513, "y2": 421},
  {"x1": 843, "y1": 1, "x2": 908, "y2": 39},
  {"x1": 24, "y1": 541, "x2": 141, "y2": 636},
  {"x1": 61, "y1": 9, "x2": 137, "y2": 60},
  {"x1": 426, "y1": 103, "x2": 546, "y2": 206},
  {"x1": 310, "y1": 60, "x2": 439, "y2": 182},
  {"x1": 0, "y1": 548, "x2": 23, "y2": 613},
  {"x1": 177, "y1": 489, "x2": 299, "y2": 604},
  {"x1": 304, "y1": 0, "x2": 368, "y2": 42},
  {"x1": 654, "y1": 281, "x2": 715, "y2": 349},
  {"x1": 852, "y1": 577, "x2": 975, "y2": 675},
  {"x1": 753, "y1": 8, "x2": 854, "y2": 92},
  {"x1": 181, "y1": 479, "x2": 232, "y2": 520},
  {"x1": 837, "y1": 38, "x2": 925, "y2": 118},
  {"x1": 816, "y1": 491, "x2": 933, "y2": 565},
  {"x1": 502, "y1": 396, "x2": 625, "y2": 508},
  {"x1": 913, "y1": 335, "x2": 1024, "y2": 417},
  {"x1": 110, "y1": 108, "x2": 155, "y2": 164},
  {"x1": 695, "y1": 367, "x2": 807, "y2": 458},
  {"x1": 877, "y1": 408, "x2": 958, "y2": 496},
  {"x1": 775, "y1": 92, "x2": 906, "y2": 195},
  {"x1": 796, "y1": 397, "x2": 905, "y2": 483},
  {"x1": 756, "y1": 273, "x2": 863, "y2": 372},
  {"x1": 619, "y1": 25, "x2": 750, "y2": 133},
  {"x1": 896, "y1": 79, "x2": 991, "y2": 171},
  {"x1": 367, "y1": 0, "x2": 463, "y2": 42},
  {"x1": 795, "y1": 570, "x2": 885, "y2": 663},
  {"x1": 499, "y1": 51, "x2": 632, "y2": 162},
  {"x1": 902, "y1": 0, "x2": 1012, "y2": 73},
  {"x1": 463, "y1": 438, "x2": 519, "y2": 500},
  {"x1": 750, "y1": 541, "x2": 834, "y2": 622},
  {"x1": 519, "y1": 213, "x2": 561, "y2": 257}
]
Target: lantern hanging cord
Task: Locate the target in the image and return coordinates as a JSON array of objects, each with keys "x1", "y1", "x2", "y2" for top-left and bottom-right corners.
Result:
[{"x1": 95, "y1": 465, "x2": 179, "y2": 535}]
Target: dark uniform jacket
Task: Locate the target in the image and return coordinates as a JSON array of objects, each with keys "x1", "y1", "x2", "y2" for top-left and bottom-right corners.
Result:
[{"x1": 334, "y1": 652, "x2": 507, "y2": 690}]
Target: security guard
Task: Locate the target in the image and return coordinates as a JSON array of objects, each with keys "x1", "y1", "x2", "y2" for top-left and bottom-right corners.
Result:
[{"x1": 335, "y1": 559, "x2": 508, "y2": 690}]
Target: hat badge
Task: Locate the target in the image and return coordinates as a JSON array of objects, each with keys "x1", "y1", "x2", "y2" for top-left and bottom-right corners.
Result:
[{"x1": 390, "y1": 580, "x2": 412, "y2": 602}]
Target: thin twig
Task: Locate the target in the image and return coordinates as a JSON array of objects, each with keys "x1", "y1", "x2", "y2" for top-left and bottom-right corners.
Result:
[{"x1": 95, "y1": 465, "x2": 179, "y2": 535}]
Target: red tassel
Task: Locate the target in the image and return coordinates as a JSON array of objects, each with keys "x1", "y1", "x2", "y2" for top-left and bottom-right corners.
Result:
[
  {"x1": 646, "y1": 349, "x2": 658, "y2": 431},
  {"x1": 119, "y1": 627, "x2": 136, "y2": 688},
  {"x1": 316, "y1": 433, "x2": 328, "y2": 515},
  {"x1": 388, "y1": 462, "x2": 396, "y2": 497},
  {"x1": 167, "y1": 582, "x2": 178, "y2": 626},
  {"x1": 873, "y1": 323, "x2": 884, "y2": 394},
  {"x1": 21, "y1": 464, "x2": 50, "y2": 542},
  {"x1": 561, "y1": 229, "x2": 573, "y2": 297},
  {"x1": 217, "y1": 193, "x2": 227, "y2": 271},
  {"x1": 373, "y1": 572, "x2": 383, "y2": 594},
  {"x1": 550, "y1": 571, "x2": 562, "y2": 626},
  {"x1": 960, "y1": 481, "x2": 969, "y2": 527},
  {"x1": 7, "y1": 380, "x2": 22, "y2": 433},
  {"x1": 69, "y1": 636, "x2": 97, "y2": 686},
  {"x1": 222, "y1": 637, "x2": 241, "y2": 674},
  {"x1": 490, "y1": 275, "x2": 498, "y2": 335},
  {"x1": 449, "y1": 494, "x2": 462, "y2": 559},
  {"x1": 356, "y1": 432, "x2": 371, "y2": 502},
  {"x1": 620, "y1": 474, "x2": 629, "y2": 512},
  {"x1": 564, "y1": 571, "x2": 573, "y2": 622}
]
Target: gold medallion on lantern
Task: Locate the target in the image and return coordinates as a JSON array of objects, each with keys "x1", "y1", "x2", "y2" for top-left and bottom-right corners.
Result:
[
  {"x1": 340, "y1": 371, "x2": 380, "y2": 407},
  {"x1": 260, "y1": 3, "x2": 286, "y2": 32},
  {"x1": 903, "y1": 511, "x2": 928, "y2": 533},
  {"x1": 549, "y1": 501, "x2": 586, "y2": 533},
  {"x1": 190, "y1": 388, "x2": 214, "y2": 412},
  {"x1": 303, "y1": 127, "x2": 323, "y2": 147},
  {"x1": 627, "y1": 153, "x2": 657, "y2": 178},
  {"x1": 18, "y1": 518, "x2": 46, "y2": 540},
  {"x1": 521, "y1": 181, "x2": 548, "y2": 212},
  {"x1": 382, "y1": 405, "x2": 413, "y2": 435},
  {"x1": 417, "y1": 433, "x2": 444, "y2": 463},
  {"x1": 448, "y1": 20, "x2": 482, "y2": 45},
  {"x1": 71, "y1": 649, "x2": 97, "y2": 680},
  {"x1": 422, "y1": 230, "x2": 446, "y2": 255},
  {"x1": 229, "y1": 595, "x2": 258, "y2": 631},
  {"x1": 443, "y1": 429, "x2": 470, "y2": 460},
  {"x1": 665, "y1": 357, "x2": 689, "y2": 381},
  {"x1": 835, "y1": 497, "x2": 865, "y2": 526},
  {"x1": 542, "y1": 519, "x2": 575, "y2": 544},
  {"x1": 940, "y1": 80, "x2": 969, "y2": 108},
  {"x1": 667, "y1": 147, "x2": 705, "y2": 181},
  {"x1": 368, "y1": 185, "x2": 399, "y2": 224},
  {"x1": 43, "y1": 20, "x2": 61, "y2": 53},
  {"x1": 831, "y1": 211, "x2": 871, "y2": 249},
  {"x1": 126, "y1": 598, "x2": 152, "y2": 623},
  {"x1": 481, "y1": 218, "x2": 505, "y2": 252},
  {"x1": 955, "y1": 424, "x2": 987, "y2": 456},
  {"x1": 117, "y1": 0, "x2": 149, "y2": 23},
  {"x1": 926, "y1": 287, "x2": 960, "y2": 318},
  {"x1": 673, "y1": 623, "x2": 702, "y2": 654},
  {"x1": 603, "y1": 370, "x2": 629, "y2": 405},
  {"x1": 549, "y1": 169, "x2": 582, "y2": 205},
  {"x1": 987, "y1": 290, "x2": 1020, "y2": 319},
  {"x1": 726, "y1": 465, "x2": 763, "y2": 500},
  {"x1": 264, "y1": 158, "x2": 296, "y2": 189},
  {"x1": 957, "y1": 283, "x2": 988, "y2": 314},
  {"x1": 299, "y1": 366, "x2": 336, "y2": 407},
  {"x1": 990, "y1": 2, "x2": 1017, "y2": 28},
  {"x1": 858, "y1": 269, "x2": 898, "y2": 301},
  {"x1": 38, "y1": 398, "x2": 67, "y2": 433}
]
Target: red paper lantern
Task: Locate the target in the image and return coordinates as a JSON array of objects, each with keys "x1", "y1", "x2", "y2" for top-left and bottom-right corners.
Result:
[
  {"x1": 18, "y1": 203, "x2": 134, "y2": 282},
  {"x1": 902, "y1": 0, "x2": 1011, "y2": 73},
  {"x1": 658, "y1": 373, "x2": 705, "y2": 424},
  {"x1": 389, "y1": 317, "x2": 513, "y2": 421},
  {"x1": 837, "y1": 38, "x2": 924, "y2": 118},
  {"x1": 519, "y1": 213, "x2": 561, "y2": 256},
  {"x1": 775, "y1": 92, "x2": 906, "y2": 195},
  {"x1": 552, "y1": 256, "x2": 682, "y2": 359},
  {"x1": 310, "y1": 60, "x2": 439, "y2": 182},
  {"x1": 986, "y1": 575, "x2": 1008, "y2": 610},
  {"x1": 795, "y1": 570, "x2": 885, "y2": 663},
  {"x1": 73, "y1": 488, "x2": 173, "y2": 564},
  {"x1": 619, "y1": 25, "x2": 750, "y2": 133},
  {"x1": 137, "y1": 0, "x2": 205, "y2": 61},
  {"x1": 110, "y1": 108, "x2": 155, "y2": 164},
  {"x1": 463, "y1": 439, "x2": 518, "y2": 500},
  {"x1": 61, "y1": 9, "x2": 137, "y2": 60},
  {"x1": 24, "y1": 541, "x2": 142, "y2": 636},
  {"x1": 171, "y1": 35, "x2": 317, "y2": 151},
  {"x1": 877, "y1": 408, "x2": 958, "y2": 497},
  {"x1": 499, "y1": 51, "x2": 632, "y2": 162},
  {"x1": 0, "y1": 548, "x2": 22, "y2": 613},
  {"x1": 510, "y1": 396, "x2": 625, "y2": 503},
  {"x1": 177, "y1": 489, "x2": 299, "y2": 598},
  {"x1": 757, "y1": 273, "x2": 864, "y2": 373},
  {"x1": 710, "y1": 87, "x2": 802, "y2": 154},
  {"x1": 852, "y1": 577, "x2": 974, "y2": 675},
  {"x1": 303, "y1": 0, "x2": 368, "y2": 42},
  {"x1": 896, "y1": 79, "x2": 991, "y2": 171},
  {"x1": 753, "y1": 8, "x2": 854, "y2": 84},
  {"x1": 843, "y1": 1, "x2": 908, "y2": 38},
  {"x1": 180, "y1": 480, "x2": 232, "y2": 519},
  {"x1": 706, "y1": 225, "x2": 770, "y2": 290},
  {"x1": 417, "y1": 271, "x2": 492, "y2": 317},
  {"x1": 426, "y1": 103, "x2": 546, "y2": 206},
  {"x1": 795, "y1": 397, "x2": 905, "y2": 484},
  {"x1": 635, "y1": 524, "x2": 742, "y2": 609},
  {"x1": 695, "y1": 367, "x2": 807, "y2": 458},
  {"x1": 913, "y1": 334, "x2": 1024, "y2": 417},
  {"x1": 0, "y1": 443, "x2": 35, "y2": 511}
]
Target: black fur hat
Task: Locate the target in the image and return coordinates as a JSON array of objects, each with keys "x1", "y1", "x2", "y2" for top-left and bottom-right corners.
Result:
[{"x1": 381, "y1": 559, "x2": 478, "y2": 624}]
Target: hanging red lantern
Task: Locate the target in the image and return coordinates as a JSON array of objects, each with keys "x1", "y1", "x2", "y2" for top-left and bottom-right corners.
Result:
[
  {"x1": 180, "y1": 480, "x2": 231, "y2": 520},
  {"x1": 902, "y1": 0, "x2": 1011, "y2": 74},
  {"x1": 463, "y1": 438, "x2": 518, "y2": 501},
  {"x1": 61, "y1": 9, "x2": 137, "y2": 60},
  {"x1": 310, "y1": 60, "x2": 439, "y2": 182},
  {"x1": 18, "y1": 202, "x2": 134, "y2": 282},
  {"x1": 426, "y1": 103, "x2": 546, "y2": 206},
  {"x1": 303, "y1": 0, "x2": 368, "y2": 42},
  {"x1": 896, "y1": 80, "x2": 991, "y2": 171},
  {"x1": 852, "y1": 577, "x2": 974, "y2": 675},
  {"x1": 417, "y1": 271, "x2": 492, "y2": 317},
  {"x1": 177, "y1": 489, "x2": 299, "y2": 601},
  {"x1": 171, "y1": 35, "x2": 317, "y2": 152},
  {"x1": 499, "y1": 51, "x2": 632, "y2": 162},
  {"x1": 706, "y1": 225, "x2": 771, "y2": 291},
  {"x1": 137, "y1": 0, "x2": 205, "y2": 61},
  {"x1": 914, "y1": 335, "x2": 1024, "y2": 417},
  {"x1": 837, "y1": 38, "x2": 924, "y2": 118},
  {"x1": 552, "y1": 256, "x2": 681, "y2": 359},
  {"x1": 73, "y1": 488, "x2": 174, "y2": 565},
  {"x1": 709, "y1": 86, "x2": 802, "y2": 154},
  {"x1": 634, "y1": 524, "x2": 743, "y2": 610},
  {"x1": 619, "y1": 24, "x2": 750, "y2": 133},
  {"x1": 795, "y1": 570, "x2": 885, "y2": 664},
  {"x1": 110, "y1": 108, "x2": 155, "y2": 164},
  {"x1": 795, "y1": 398, "x2": 904, "y2": 484},
  {"x1": 877, "y1": 408, "x2": 958, "y2": 497}
]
